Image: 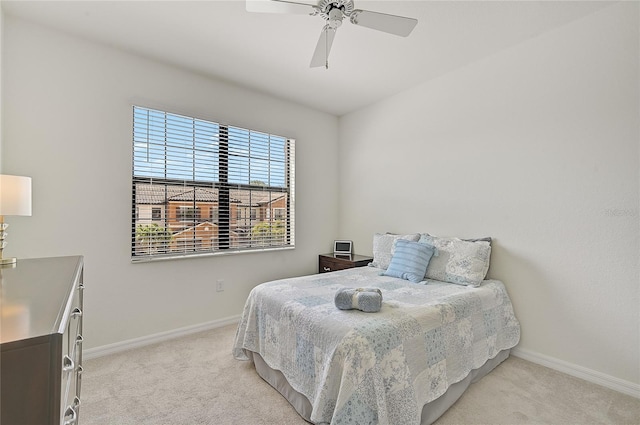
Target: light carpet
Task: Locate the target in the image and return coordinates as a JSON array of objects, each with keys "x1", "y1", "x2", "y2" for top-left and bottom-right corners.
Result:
[{"x1": 81, "y1": 324, "x2": 639, "y2": 425}]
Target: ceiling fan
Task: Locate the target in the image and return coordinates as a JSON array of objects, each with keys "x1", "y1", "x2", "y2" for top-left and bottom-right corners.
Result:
[{"x1": 246, "y1": 0, "x2": 418, "y2": 69}]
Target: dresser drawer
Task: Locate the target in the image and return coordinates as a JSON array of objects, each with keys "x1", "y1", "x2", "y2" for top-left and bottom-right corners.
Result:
[{"x1": 61, "y1": 278, "x2": 84, "y2": 425}]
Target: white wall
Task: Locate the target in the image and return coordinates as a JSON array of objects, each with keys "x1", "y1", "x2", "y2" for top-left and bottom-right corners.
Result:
[
  {"x1": 1, "y1": 16, "x2": 339, "y2": 349},
  {"x1": 339, "y1": 2, "x2": 639, "y2": 389}
]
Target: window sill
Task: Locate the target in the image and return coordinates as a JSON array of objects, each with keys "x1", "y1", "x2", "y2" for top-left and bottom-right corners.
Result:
[{"x1": 131, "y1": 245, "x2": 295, "y2": 263}]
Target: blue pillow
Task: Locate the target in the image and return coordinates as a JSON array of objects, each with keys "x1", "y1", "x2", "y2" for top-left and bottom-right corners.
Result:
[{"x1": 382, "y1": 239, "x2": 436, "y2": 283}]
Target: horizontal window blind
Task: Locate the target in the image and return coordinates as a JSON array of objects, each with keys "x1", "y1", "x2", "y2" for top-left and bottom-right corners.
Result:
[{"x1": 132, "y1": 106, "x2": 295, "y2": 261}]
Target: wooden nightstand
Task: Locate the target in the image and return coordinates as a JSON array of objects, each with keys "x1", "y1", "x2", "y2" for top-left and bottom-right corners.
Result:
[{"x1": 318, "y1": 253, "x2": 373, "y2": 273}]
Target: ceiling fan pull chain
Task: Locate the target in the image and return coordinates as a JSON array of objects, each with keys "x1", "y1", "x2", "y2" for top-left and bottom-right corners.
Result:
[{"x1": 325, "y1": 26, "x2": 330, "y2": 69}]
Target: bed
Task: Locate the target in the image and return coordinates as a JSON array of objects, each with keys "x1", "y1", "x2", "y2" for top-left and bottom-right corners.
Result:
[{"x1": 233, "y1": 233, "x2": 521, "y2": 425}]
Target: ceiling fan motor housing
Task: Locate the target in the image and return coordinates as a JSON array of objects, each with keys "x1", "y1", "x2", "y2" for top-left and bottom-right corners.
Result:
[{"x1": 318, "y1": 0, "x2": 354, "y2": 28}]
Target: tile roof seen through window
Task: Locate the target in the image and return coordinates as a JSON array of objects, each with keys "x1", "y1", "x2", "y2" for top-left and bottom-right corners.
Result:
[{"x1": 135, "y1": 183, "x2": 284, "y2": 206}]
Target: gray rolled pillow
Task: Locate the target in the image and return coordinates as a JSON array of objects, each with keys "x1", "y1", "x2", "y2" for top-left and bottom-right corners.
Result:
[{"x1": 335, "y1": 287, "x2": 382, "y2": 313}]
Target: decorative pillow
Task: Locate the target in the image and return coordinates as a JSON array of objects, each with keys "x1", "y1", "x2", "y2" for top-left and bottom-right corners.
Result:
[
  {"x1": 369, "y1": 233, "x2": 420, "y2": 270},
  {"x1": 419, "y1": 234, "x2": 491, "y2": 287},
  {"x1": 382, "y1": 240, "x2": 436, "y2": 283},
  {"x1": 422, "y1": 233, "x2": 492, "y2": 246},
  {"x1": 464, "y1": 236, "x2": 492, "y2": 245}
]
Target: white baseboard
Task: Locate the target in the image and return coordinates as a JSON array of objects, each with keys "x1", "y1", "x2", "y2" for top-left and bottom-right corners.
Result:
[
  {"x1": 83, "y1": 315, "x2": 241, "y2": 360},
  {"x1": 511, "y1": 347, "x2": 640, "y2": 399}
]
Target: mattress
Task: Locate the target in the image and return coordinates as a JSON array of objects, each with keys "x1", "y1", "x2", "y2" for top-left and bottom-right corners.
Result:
[{"x1": 233, "y1": 266, "x2": 520, "y2": 425}]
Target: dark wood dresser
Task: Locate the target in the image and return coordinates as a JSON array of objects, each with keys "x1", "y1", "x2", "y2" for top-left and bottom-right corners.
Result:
[
  {"x1": 318, "y1": 253, "x2": 373, "y2": 273},
  {"x1": 1, "y1": 256, "x2": 84, "y2": 425}
]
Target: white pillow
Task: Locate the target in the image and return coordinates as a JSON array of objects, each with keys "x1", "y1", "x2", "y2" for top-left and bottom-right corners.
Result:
[
  {"x1": 419, "y1": 234, "x2": 491, "y2": 287},
  {"x1": 370, "y1": 233, "x2": 420, "y2": 270}
]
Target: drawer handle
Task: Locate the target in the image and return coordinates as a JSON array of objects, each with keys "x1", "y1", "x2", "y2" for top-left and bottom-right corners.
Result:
[
  {"x1": 76, "y1": 334, "x2": 84, "y2": 345},
  {"x1": 323, "y1": 267, "x2": 331, "y2": 271},
  {"x1": 77, "y1": 364, "x2": 84, "y2": 375},
  {"x1": 73, "y1": 396, "x2": 81, "y2": 407},
  {"x1": 63, "y1": 406, "x2": 77, "y2": 425},
  {"x1": 79, "y1": 283, "x2": 85, "y2": 291},
  {"x1": 63, "y1": 355, "x2": 75, "y2": 373},
  {"x1": 71, "y1": 308, "x2": 83, "y2": 318}
]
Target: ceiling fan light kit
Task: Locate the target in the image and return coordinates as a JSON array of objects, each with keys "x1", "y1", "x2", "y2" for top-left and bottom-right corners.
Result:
[{"x1": 247, "y1": 0, "x2": 418, "y2": 69}]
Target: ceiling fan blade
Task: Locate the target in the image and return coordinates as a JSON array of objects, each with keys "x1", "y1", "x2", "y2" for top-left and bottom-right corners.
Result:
[
  {"x1": 350, "y1": 9, "x2": 418, "y2": 37},
  {"x1": 310, "y1": 25, "x2": 337, "y2": 68},
  {"x1": 246, "y1": 0, "x2": 316, "y2": 15}
]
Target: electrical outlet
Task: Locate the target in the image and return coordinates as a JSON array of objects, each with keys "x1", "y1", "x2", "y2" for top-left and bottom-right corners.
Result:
[{"x1": 216, "y1": 279, "x2": 225, "y2": 292}]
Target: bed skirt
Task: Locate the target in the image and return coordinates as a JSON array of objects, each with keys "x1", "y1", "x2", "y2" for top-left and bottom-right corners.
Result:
[{"x1": 249, "y1": 348, "x2": 511, "y2": 425}]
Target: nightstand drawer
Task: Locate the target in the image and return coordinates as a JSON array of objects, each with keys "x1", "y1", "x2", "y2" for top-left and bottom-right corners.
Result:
[
  {"x1": 320, "y1": 258, "x2": 352, "y2": 273},
  {"x1": 318, "y1": 253, "x2": 373, "y2": 274}
]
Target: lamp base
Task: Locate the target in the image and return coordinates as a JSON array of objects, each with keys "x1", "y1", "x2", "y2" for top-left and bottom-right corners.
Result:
[{"x1": 0, "y1": 257, "x2": 17, "y2": 266}]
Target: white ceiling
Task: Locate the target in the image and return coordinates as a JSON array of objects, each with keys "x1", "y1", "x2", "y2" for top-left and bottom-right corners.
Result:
[{"x1": 1, "y1": 0, "x2": 613, "y2": 116}]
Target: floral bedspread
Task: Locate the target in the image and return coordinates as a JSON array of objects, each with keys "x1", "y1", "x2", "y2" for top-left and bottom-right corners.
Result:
[{"x1": 233, "y1": 266, "x2": 520, "y2": 425}]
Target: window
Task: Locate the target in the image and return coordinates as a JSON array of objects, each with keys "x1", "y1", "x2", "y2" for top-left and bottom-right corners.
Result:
[
  {"x1": 131, "y1": 106, "x2": 295, "y2": 260},
  {"x1": 177, "y1": 206, "x2": 201, "y2": 222}
]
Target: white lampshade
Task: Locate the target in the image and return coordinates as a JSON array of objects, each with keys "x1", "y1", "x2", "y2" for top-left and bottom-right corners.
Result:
[{"x1": 0, "y1": 175, "x2": 32, "y2": 216}]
